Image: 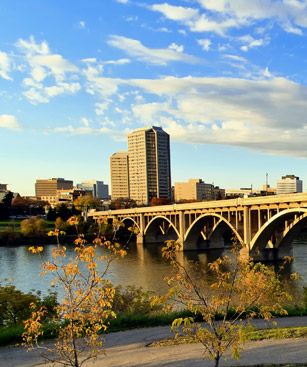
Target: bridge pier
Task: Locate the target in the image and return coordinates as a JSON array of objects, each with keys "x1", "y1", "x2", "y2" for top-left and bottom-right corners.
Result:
[{"x1": 136, "y1": 233, "x2": 144, "y2": 245}]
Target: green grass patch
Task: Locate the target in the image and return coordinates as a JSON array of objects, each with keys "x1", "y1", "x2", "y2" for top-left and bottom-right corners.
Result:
[
  {"x1": 0, "y1": 324, "x2": 24, "y2": 346},
  {"x1": 150, "y1": 326, "x2": 307, "y2": 348},
  {"x1": 0, "y1": 322, "x2": 59, "y2": 347},
  {"x1": 108, "y1": 310, "x2": 192, "y2": 332}
]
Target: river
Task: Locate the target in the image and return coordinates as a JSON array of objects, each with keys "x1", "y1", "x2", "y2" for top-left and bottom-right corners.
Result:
[{"x1": 1, "y1": 234, "x2": 307, "y2": 296}]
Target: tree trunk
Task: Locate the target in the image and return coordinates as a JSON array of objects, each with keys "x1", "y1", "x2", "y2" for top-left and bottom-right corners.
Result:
[{"x1": 214, "y1": 352, "x2": 221, "y2": 367}]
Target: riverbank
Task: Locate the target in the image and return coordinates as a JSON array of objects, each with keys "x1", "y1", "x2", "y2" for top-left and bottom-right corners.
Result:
[{"x1": 2, "y1": 317, "x2": 307, "y2": 367}]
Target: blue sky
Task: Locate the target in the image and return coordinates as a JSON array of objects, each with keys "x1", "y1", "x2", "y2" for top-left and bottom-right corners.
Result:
[{"x1": 2, "y1": 0, "x2": 307, "y2": 195}]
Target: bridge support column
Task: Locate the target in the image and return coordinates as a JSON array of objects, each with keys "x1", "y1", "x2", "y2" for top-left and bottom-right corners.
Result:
[
  {"x1": 136, "y1": 213, "x2": 145, "y2": 246},
  {"x1": 243, "y1": 207, "x2": 251, "y2": 251},
  {"x1": 177, "y1": 211, "x2": 185, "y2": 251}
]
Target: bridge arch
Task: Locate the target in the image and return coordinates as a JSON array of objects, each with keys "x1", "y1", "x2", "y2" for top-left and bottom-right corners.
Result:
[
  {"x1": 250, "y1": 208, "x2": 307, "y2": 257},
  {"x1": 121, "y1": 217, "x2": 140, "y2": 232},
  {"x1": 184, "y1": 213, "x2": 243, "y2": 250},
  {"x1": 144, "y1": 216, "x2": 180, "y2": 244}
]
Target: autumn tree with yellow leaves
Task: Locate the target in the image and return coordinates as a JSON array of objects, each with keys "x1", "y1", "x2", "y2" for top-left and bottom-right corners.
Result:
[
  {"x1": 23, "y1": 216, "x2": 127, "y2": 367},
  {"x1": 161, "y1": 240, "x2": 293, "y2": 367}
]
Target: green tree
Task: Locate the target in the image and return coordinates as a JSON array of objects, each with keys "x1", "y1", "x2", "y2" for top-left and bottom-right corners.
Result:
[
  {"x1": 20, "y1": 217, "x2": 47, "y2": 237},
  {"x1": 0, "y1": 285, "x2": 39, "y2": 326},
  {"x1": 74, "y1": 195, "x2": 101, "y2": 221},
  {"x1": 0, "y1": 191, "x2": 13, "y2": 219},
  {"x1": 161, "y1": 240, "x2": 292, "y2": 367},
  {"x1": 56, "y1": 203, "x2": 71, "y2": 221}
]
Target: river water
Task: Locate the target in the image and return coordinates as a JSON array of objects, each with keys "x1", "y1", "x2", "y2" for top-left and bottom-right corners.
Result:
[{"x1": 1, "y1": 234, "x2": 307, "y2": 296}]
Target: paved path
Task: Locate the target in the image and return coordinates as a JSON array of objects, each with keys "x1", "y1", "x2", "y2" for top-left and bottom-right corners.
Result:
[{"x1": 1, "y1": 317, "x2": 307, "y2": 367}]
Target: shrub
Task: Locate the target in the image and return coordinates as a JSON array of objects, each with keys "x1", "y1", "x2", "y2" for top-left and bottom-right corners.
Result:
[{"x1": 113, "y1": 285, "x2": 162, "y2": 315}]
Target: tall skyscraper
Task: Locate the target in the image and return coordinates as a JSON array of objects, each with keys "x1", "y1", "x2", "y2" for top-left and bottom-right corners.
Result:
[
  {"x1": 110, "y1": 151, "x2": 130, "y2": 200},
  {"x1": 128, "y1": 126, "x2": 171, "y2": 205}
]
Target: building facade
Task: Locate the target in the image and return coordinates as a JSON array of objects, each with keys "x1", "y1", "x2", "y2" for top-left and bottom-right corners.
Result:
[
  {"x1": 110, "y1": 151, "x2": 130, "y2": 200},
  {"x1": 35, "y1": 178, "x2": 73, "y2": 198},
  {"x1": 174, "y1": 179, "x2": 224, "y2": 202},
  {"x1": 77, "y1": 180, "x2": 109, "y2": 199},
  {"x1": 128, "y1": 126, "x2": 171, "y2": 205},
  {"x1": 276, "y1": 175, "x2": 303, "y2": 195}
]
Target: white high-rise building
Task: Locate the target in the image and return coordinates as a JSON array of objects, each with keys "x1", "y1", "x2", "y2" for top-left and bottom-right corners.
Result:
[
  {"x1": 128, "y1": 126, "x2": 171, "y2": 205},
  {"x1": 276, "y1": 175, "x2": 303, "y2": 195},
  {"x1": 110, "y1": 152, "x2": 130, "y2": 200}
]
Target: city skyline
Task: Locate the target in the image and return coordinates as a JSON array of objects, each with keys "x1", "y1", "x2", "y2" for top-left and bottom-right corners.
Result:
[{"x1": 2, "y1": 0, "x2": 307, "y2": 195}]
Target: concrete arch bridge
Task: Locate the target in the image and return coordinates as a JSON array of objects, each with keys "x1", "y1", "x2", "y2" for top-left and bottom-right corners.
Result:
[{"x1": 89, "y1": 193, "x2": 307, "y2": 260}]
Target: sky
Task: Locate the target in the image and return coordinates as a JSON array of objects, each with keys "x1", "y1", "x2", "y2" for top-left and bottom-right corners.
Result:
[{"x1": 2, "y1": 0, "x2": 307, "y2": 195}]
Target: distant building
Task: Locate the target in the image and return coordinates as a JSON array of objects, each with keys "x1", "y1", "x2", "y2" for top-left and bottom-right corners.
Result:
[
  {"x1": 39, "y1": 188, "x2": 89, "y2": 208},
  {"x1": 276, "y1": 175, "x2": 303, "y2": 195},
  {"x1": 128, "y1": 126, "x2": 171, "y2": 205},
  {"x1": 35, "y1": 178, "x2": 73, "y2": 198},
  {"x1": 77, "y1": 180, "x2": 109, "y2": 199},
  {"x1": 110, "y1": 152, "x2": 130, "y2": 200},
  {"x1": 174, "y1": 179, "x2": 224, "y2": 202},
  {"x1": 225, "y1": 187, "x2": 254, "y2": 198}
]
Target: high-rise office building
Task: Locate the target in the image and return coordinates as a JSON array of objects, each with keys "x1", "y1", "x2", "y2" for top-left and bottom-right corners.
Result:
[
  {"x1": 110, "y1": 152, "x2": 130, "y2": 200},
  {"x1": 35, "y1": 178, "x2": 73, "y2": 198},
  {"x1": 276, "y1": 175, "x2": 303, "y2": 195},
  {"x1": 128, "y1": 126, "x2": 171, "y2": 205}
]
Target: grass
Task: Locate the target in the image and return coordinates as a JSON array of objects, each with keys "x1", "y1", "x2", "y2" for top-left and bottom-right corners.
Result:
[{"x1": 149, "y1": 326, "x2": 307, "y2": 348}]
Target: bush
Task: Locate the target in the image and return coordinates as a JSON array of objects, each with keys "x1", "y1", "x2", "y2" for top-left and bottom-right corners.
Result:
[
  {"x1": 0, "y1": 285, "x2": 57, "y2": 326},
  {"x1": 113, "y1": 285, "x2": 162, "y2": 315},
  {"x1": 0, "y1": 285, "x2": 39, "y2": 326},
  {"x1": 20, "y1": 217, "x2": 47, "y2": 237}
]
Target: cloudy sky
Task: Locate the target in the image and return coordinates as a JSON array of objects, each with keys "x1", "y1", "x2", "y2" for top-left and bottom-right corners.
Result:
[{"x1": 2, "y1": 0, "x2": 307, "y2": 195}]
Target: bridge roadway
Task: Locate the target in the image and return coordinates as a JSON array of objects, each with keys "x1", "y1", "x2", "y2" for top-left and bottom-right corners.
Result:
[{"x1": 89, "y1": 193, "x2": 307, "y2": 259}]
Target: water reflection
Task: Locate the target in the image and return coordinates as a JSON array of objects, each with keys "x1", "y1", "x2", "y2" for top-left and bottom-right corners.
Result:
[{"x1": 1, "y1": 234, "x2": 307, "y2": 297}]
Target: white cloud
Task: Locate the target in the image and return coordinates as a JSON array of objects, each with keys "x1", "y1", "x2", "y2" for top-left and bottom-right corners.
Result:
[
  {"x1": 44, "y1": 82, "x2": 81, "y2": 97},
  {"x1": 0, "y1": 114, "x2": 21, "y2": 130},
  {"x1": 79, "y1": 20, "x2": 86, "y2": 29},
  {"x1": 151, "y1": 0, "x2": 307, "y2": 36},
  {"x1": 17, "y1": 36, "x2": 80, "y2": 103},
  {"x1": 116, "y1": 0, "x2": 129, "y2": 3},
  {"x1": 17, "y1": 36, "x2": 49, "y2": 55},
  {"x1": 107, "y1": 35, "x2": 199, "y2": 65},
  {"x1": 95, "y1": 101, "x2": 110, "y2": 115},
  {"x1": 239, "y1": 34, "x2": 269, "y2": 51},
  {"x1": 84, "y1": 74, "x2": 307, "y2": 156},
  {"x1": 223, "y1": 54, "x2": 247, "y2": 63},
  {"x1": 83, "y1": 64, "x2": 121, "y2": 97},
  {"x1": 151, "y1": 3, "x2": 199, "y2": 21},
  {"x1": 0, "y1": 51, "x2": 12, "y2": 80},
  {"x1": 168, "y1": 42, "x2": 184, "y2": 53},
  {"x1": 104, "y1": 58, "x2": 131, "y2": 65},
  {"x1": 198, "y1": 38, "x2": 211, "y2": 51}
]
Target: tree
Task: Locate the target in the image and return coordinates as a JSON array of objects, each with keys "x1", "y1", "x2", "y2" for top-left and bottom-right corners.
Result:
[
  {"x1": 109, "y1": 198, "x2": 137, "y2": 210},
  {"x1": 161, "y1": 240, "x2": 292, "y2": 367},
  {"x1": 20, "y1": 217, "x2": 47, "y2": 237},
  {"x1": 74, "y1": 195, "x2": 101, "y2": 221},
  {"x1": 0, "y1": 284, "x2": 57, "y2": 326},
  {"x1": 150, "y1": 197, "x2": 170, "y2": 206},
  {"x1": 56, "y1": 203, "x2": 71, "y2": 221},
  {"x1": 0, "y1": 191, "x2": 13, "y2": 219},
  {"x1": 23, "y1": 216, "x2": 128, "y2": 367}
]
